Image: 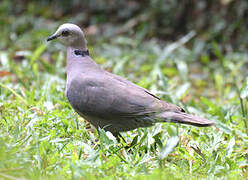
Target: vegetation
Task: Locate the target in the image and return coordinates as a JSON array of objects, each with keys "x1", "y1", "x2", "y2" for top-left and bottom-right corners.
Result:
[{"x1": 0, "y1": 0, "x2": 247, "y2": 179}]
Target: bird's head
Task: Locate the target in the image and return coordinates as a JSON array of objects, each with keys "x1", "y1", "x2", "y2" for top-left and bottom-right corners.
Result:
[{"x1": 47, "y1": 23, "x2": 87, "y2": 50}]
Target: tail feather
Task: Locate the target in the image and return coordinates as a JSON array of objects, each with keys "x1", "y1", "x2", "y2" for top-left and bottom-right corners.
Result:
[{"x1": 158, "y1": 112, "x2": 215, "y2": 127}]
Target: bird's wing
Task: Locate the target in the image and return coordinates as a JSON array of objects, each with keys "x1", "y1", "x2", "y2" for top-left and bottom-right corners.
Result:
[
  {"x1": 107, "y1": 72, "x2": 161, "y2": 100},
  {"x1": 106, "y1": 72, "x2": 184, "y2": 112},
  {"x1": 67, "y1": 71, "x2": 182, "y2": 121},
  {"x1": 67, "y1": 70, "x2": 214, "y2": 132}
]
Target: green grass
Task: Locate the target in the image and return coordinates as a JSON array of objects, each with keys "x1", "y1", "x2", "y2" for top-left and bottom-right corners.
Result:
[{"x1": 0, "y1": 11, "x2": 248, "y2": 180}]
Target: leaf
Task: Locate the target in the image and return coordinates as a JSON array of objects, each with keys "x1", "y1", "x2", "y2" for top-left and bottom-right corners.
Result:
[
  {"x1": 216, "y1": 121, "x2": 232, "y2": 134},
  {"x1": 39, "y1": 58, "x2": 54, "y2": 73},
  {"x1": 167, "y1": 125, "x2": 177, "y2": 136},
  {"x1": 212, "y1": 41, "x2": 225, "y2": 64},
  {"x1": 200, "y1": 96, "x2": 222, "y2": 117},
  {"x1": 106, "y1": 131, "x2": 117, "y2": 142},
  {"x1": 240, "y1": 78, "x2": 248, "y2": 99},
  {"x1": 176, "y1": 60, "x2": 188, "y2": 80},
  {"x1": 30, "y1": 44, "x2": 47, "y2": 65},
  {"x1": 175, "y1": 82, "x2": 190, "y2": 99},
  {"x1": 226, "y1": 137, "x2": 235, "y2": 157},
  {"x1": 0, "y1": 52, "x2": 9, "y2": 69},
  {"x1": 159, "y1": 136, "x2": 179, "y2": 159},
  {"x1": 130, "y1": 135, "x2": 138, "y2": 147},
  {"x1": 157, "y1": 31, "x2": 196, "y2": 63},
  {"x1": 214, "y1": 73, "x2": 223, "y2": 94},
  {"x1": 0, "y1": 82, "x2": 28, "y2": 105},
  {"x1": 30, "y1": 44, "x2": 47, "y2": 75}
]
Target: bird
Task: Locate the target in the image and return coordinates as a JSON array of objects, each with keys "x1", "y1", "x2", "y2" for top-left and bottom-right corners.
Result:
[{"x1": 47, "y1": 23, "x2": 215, "y2": 137}]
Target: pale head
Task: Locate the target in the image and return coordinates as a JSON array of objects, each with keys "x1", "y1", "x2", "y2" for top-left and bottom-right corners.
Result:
[{"x1": 47, "y1": 23, "x2": 87, "y2": 50}]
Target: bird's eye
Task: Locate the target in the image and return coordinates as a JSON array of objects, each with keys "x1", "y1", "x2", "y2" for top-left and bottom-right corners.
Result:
[{"x1": 62, "y1": 30, "x2": 70, "y2": 37}]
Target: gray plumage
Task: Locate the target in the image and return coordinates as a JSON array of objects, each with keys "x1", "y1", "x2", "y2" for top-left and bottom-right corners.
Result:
[{"x1": 47, "y1": 23, "x2": 215, "y2": 135}]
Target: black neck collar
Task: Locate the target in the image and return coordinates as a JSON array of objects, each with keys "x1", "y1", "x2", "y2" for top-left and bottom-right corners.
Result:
[{"x1": 74, "y1": 49, "x2": 90, "y2": 57}]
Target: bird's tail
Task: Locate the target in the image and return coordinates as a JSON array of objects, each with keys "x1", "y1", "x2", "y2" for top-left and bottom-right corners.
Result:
[{"x1": 158, "y1": 111, "x2": 215, "y2": 127}]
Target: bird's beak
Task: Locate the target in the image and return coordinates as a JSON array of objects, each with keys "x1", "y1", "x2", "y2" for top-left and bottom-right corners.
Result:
[{"x1": 47, "y1": 34, "x2": 58, "y2": 41}]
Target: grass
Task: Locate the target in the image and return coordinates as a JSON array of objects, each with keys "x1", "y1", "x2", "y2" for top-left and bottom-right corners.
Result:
[{"x1": 0, "y1": 9, "x2": 248, "y2": 180}]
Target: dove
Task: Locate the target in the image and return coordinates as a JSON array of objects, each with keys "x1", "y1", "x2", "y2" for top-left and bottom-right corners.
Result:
[{"x1": 47, "y1": 23, "x2": 215, "y2": 137}]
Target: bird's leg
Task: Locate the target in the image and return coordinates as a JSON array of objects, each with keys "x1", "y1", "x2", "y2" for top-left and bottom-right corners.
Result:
[
  {"x1": 96, "y1": 128, "x2": 125, "y2": 143},
  {"x1": 97, "y1": 129, "x2": 133, "y2": 150},
  {"x1": 113, "y1": 133, "x2": 137, "y2": 152},
  {"x1": 112, "y1": 132, "x2": 126, "y2": 143}
]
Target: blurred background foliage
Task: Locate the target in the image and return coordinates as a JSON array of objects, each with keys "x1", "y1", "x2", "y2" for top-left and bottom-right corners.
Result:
[
  {"x1": 0, "y1": 0, "x2": 248, "y2": 179},
  {"x1": 1, "y1": 0, "x2": 248, "y2": 51}
]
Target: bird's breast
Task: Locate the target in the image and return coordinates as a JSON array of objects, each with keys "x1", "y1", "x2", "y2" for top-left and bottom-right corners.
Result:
[{"x1": 66, "y1": 78, "x2": 104, "y2": 116}]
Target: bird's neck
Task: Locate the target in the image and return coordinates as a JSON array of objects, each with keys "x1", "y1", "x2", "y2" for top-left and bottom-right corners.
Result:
[
  {"x1": 65, "y1": 46, "x2": 101, "y2": 92},
  {"x1": 70, "y1": 34, "x2": 88, "y2": 51},
  {"x1": 67, "y1": 47, "x2": 89, "y2": 67},
  {"x1": 67, "y1": 47, "x2": 90, "y2": 59},
  {"x1": 69, "y1": 45, "x2": 88, "y2": 51},
  {"x1": 66, "y1": 47, "x2": 99, "y2": 73}
]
